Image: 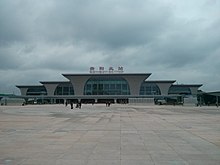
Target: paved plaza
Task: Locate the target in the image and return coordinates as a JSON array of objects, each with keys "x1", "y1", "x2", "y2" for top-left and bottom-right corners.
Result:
[{"x1": 0, "y1": 104, "x2": 220, "y2": 165}]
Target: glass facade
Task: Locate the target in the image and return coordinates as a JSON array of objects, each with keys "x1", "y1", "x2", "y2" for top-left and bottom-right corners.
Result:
[
  {"x1": 84, "y1": 77, "x2": 130, "y2": 95},
  {"x1": 168, "y1": 86, "x2": 191, "y2": 95},
  {"x1": 26, "y1": 86, "x2": 47, "y2": 96},
  {"x1": 54, "y1": 83, "x2": 74, "y2": 95},
  {"x1": 139, "y1": 82, "x2": 161, "y2": 95}
]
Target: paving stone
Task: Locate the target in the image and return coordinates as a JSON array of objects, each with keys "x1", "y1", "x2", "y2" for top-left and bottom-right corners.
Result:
[{"x1": 0, "y1": 104, "x2": 220, "y2": 165}]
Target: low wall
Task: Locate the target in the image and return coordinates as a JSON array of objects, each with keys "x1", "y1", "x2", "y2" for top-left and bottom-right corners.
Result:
[
  {"x1": 128, "y1": 98, "x2": 155, "y2": 105},
  {"x1": 184, "y1": 97, "x2": 197, "y2": 106},
  {"x1": 0, "y1": 98, "x2": 25, "y2": 106}
]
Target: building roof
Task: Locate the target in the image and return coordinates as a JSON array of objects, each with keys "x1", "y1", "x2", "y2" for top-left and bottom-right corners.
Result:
[
  {"x1": 145, "y1": 80, "x2": 176, "y2": 83},
  {"x1": 40, "y1": 81, "x2": 70, "y2": 84},
  {"x1": 16, "y1": 85, "x2": 44, "y2": 88},
  {"x1": 62, "y1": 73, "x2": 151, "y2": 77},
  {"x1": 204, "y1": 91, "x2": 220, "y2": 96},
  {"x1": 171, "y1": 84, "x2": 203, "y2": 87}
]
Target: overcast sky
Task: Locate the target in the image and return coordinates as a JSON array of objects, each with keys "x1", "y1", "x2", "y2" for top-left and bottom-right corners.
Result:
[{"x1": 0, "y1": 0, "x2": 220, "y2": 94}]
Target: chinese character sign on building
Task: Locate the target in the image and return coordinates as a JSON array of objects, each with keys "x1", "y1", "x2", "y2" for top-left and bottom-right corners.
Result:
[
  {"x1": 89, "y1": 66, "x2": 124, "y2": 74},
  {"x1": 109, "y1": 67, "x2": 114, "y2": 73},
  {"x1": 99, "y1": 66, "x2": 104, "y2": 73},
  {"x1": 118, "y1": 66, "x2": 123, "y2": 73},
  {"x1": 90, "y1": 67, "x2": 95, "y2": 73}
]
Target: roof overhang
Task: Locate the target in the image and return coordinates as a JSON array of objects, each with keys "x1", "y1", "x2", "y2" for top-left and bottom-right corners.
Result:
[
  {"x1": 145, "y1": 80, "x2": 176, "y2": 83},
  {"x1": 62, "y1": 73, "x2": 151, "y2": 77},
  {"x1": 17, "y1": 94, "x2": 181, "y2": 99},
  {"x1": 171, "y1": 84, "x2": 203, "y2": 88},
  {"x1": 16, "y1": 85, "x2": 44, "y2": 88},
  {"x1": 40, "y1": 81, "x2": 70, "y2": 84},
  {"x1": 204, "y1": 91, "x2": 220, "y2": 96}
]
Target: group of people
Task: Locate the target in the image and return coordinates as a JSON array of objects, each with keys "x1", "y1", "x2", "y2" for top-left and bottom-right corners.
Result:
[
  {"x1": 65, "y1": 101, "x2": 82, "y2": 109},
  {"x1": 106, "y1": 101, "x2": 111, "y2": 107},
  {"x1": 65, "y1": 101, "x2": 112, "y2": 109}
]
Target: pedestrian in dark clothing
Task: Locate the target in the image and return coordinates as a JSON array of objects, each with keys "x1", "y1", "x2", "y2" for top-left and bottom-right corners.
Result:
[
  {"x1": 79, "y1": 102, "x2": 82, "y2": 109},
  {"x1": 70, "y1": 102, "x2": 73, "y2": 109}
]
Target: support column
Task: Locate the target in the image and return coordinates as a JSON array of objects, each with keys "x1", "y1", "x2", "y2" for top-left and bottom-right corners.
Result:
[
  {"x1": 65, "y1": 76, "x2": 90, "y2": 95},
  {"x1": 41, "y1": 83, "x2": 58, "y2": 96},
  {"x1": 123, "y1": 75, "x2": 151, "y2": 95},
  {"x1": 200, "y1": 95, "x2": 202, "y2": 107},
  {"x1": 156, "y1": 83, "x2": 173, "y2": 95}
]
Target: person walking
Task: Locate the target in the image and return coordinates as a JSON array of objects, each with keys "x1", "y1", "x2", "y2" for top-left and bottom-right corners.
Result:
[{"x1": 70, "y1": 102, "x2": 73, "y2": 109}]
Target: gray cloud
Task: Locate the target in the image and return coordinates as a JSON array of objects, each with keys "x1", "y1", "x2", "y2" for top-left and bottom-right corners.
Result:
[
  {"x1": 34, "y1": 0, "x2": 172, "y2": 48},
  {"x1": 0, "y1": 0, "x2": 220, "y2": 94}
]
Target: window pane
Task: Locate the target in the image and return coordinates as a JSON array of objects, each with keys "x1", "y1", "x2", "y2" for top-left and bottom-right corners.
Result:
[
  {"x1": 93, "y1": 84, "x2": 97, "y2": 90},
  {"x1": 116, "y1": 84, "x2": 121, "y2": 89},
  {"x1": 84, "y1": 77, "x2": 130, "y2": 95},
  {"x1": 122, "y1": 84, "x2": 127, "y2": 90},
  {"x1": 87, "y1": 84, "x2": 91, "y2": 90},
  {"x1": 104, "y1": 84, "x2": 109, "y2": 89},
  {"x1": 110, "y1": 84, "x2": 115, "y2": 89},
  {"x1": 98, "y1": 84, "x2": 103, "y2": 90}
]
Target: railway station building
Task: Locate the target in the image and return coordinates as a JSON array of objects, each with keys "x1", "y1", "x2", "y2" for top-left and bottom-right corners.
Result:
[{"x1": 16, "y1": 67, "x2": 203, "y2": 105}]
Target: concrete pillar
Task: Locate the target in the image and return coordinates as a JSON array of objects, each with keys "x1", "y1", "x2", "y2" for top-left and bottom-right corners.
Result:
[
  {"x1": 156, "y1": 83, "x2": 173, "y2": 95},
  {"x1": 41, "y1": 83, "x2": 59, "y2": 96},
  {"x1": 4, "y1": 98, "x2": 7, "y2": 105},
  {"x1": 19, "y1": 88, "x2": 28, "y2": 96},
  {"x1": 189, "y1": 87, "x2": 199, "y2": 97},
  {"x1": 199, "y1": 95, "x2": 202, "y2": 107},
  {"x1": 64, "y1": 76, "x2": 90, "y2": 95},
  {"x1": 123, "y1": 75, "x2": 150, "y2": 95}
]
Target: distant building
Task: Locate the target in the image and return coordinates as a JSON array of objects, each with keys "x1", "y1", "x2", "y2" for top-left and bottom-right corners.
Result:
[{"x1": 197, "y1": 91, "x2": 220, "y2": 106}]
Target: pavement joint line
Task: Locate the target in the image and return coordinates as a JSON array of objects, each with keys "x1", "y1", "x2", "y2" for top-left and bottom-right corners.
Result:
[
  {"x1": 130, "y1": 110, "x2": 155, "y2": 164},
  {"x1": 1, "y1": 104, "x2": 220, "y2": 164},
  {"x1": 155, "y1": 109, "x2": 220, "y2": 149},
  {"x1": 120, "y1": 111, "x2": 122, "y2": 165}
]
